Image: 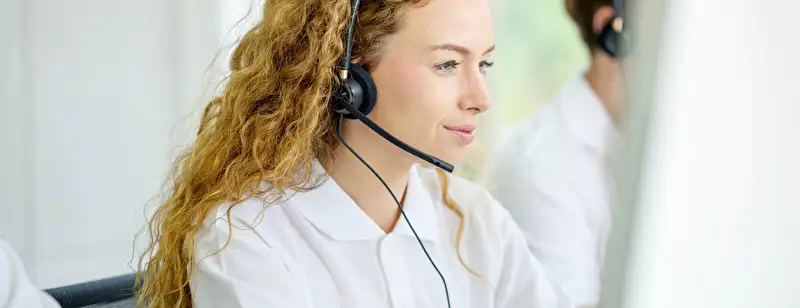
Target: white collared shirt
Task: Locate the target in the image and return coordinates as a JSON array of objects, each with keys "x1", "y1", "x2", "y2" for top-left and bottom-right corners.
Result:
[
  {"x1": 488, "y1": 71, "x2": 619, "y2": 306},
  {"x1": 0, "y1": 239, "x2": 61, "y2": 308},
  {"x1": 190, "y1": 163, "x2": 574, "y2": 308}
]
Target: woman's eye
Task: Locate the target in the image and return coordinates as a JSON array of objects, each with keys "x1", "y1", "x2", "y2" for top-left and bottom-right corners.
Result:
[
  {"x1": 479, "y1": 60, "x2": 495, "y2": 74},
  {"x1": 434, "y1": 60, "x2": 462, "y2": 72}
]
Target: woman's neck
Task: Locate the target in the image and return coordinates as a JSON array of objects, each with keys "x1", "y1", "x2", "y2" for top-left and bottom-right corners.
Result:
[
  {"x1": 585, "y1": 53, "x2": 623, "y2": 125},
  {"x1": 325, "y1": 121, "x2": 415, "y2": 233}
]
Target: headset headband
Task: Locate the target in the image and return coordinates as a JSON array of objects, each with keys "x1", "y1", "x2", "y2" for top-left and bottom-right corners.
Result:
[{"x1": 339, "y1": 0, "x2": 361, "y2": 80}]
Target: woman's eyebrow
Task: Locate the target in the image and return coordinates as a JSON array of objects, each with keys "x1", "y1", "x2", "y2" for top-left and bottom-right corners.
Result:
[{"x1": 429, "y1": 43, "x2": 495, "y2": 55}]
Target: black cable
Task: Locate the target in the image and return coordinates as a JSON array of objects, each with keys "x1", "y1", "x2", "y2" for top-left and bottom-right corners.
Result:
[{"x1": 336, "y1": 114, "x2": 452, "y2": 308}]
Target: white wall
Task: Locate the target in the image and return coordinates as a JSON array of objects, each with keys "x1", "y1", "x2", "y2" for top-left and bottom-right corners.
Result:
[
  {"x1": 0, "y1": 0, "x2": 28, "y2": 262},
  {"x1": 0, "y1": 0, "x2": 237, "y2": 288},
  {"x1": 602, "y1": 0, "x2": 800, "y2": 307}
]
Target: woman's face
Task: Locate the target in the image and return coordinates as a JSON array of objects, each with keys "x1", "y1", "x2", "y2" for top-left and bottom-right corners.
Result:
[{"x1": 357, "y1": 0, "x2": 495, "y2": 165}]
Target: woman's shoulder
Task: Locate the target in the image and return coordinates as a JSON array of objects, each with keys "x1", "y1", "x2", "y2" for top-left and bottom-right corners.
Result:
[
  {"x1": 414, "y1": 165, "x2": 529, "y2": 285},
  {"x1": 203, "y1": 200, "x2": 259, "y2": 229},
  {"x1": 414, "y1": 166, "x2": 512, "y2": 230},
  {"x1": 196, "y1": 186, "x2": 302, "y2": 248},
  {"x1": 200, "y1": 174, "x2": 324, "y2": 229}
]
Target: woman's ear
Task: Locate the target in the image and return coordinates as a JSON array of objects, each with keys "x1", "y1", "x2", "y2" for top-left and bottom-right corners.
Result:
[{"x1": 592, "y1": 5, "x2": 616, "y2": 34}]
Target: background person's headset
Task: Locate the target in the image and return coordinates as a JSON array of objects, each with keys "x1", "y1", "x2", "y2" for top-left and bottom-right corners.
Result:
[
  {"x1": 596, "y1": 0, "x2": 627, "y2": 58},
  {"x1": 330, "y1": 0, "x2": 454, "y2": 307}
]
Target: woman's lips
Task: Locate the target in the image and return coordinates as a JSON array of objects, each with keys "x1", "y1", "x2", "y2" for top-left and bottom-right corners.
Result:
[{"x1": 444, "y1": 125, "x2": 476, "y2": 145}]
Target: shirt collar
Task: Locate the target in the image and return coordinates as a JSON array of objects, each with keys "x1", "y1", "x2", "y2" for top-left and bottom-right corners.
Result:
[
  {"x1": 557, "y1": 69, "x2": 618, "y2": 154},
  {"x1": 291, "y1": 162, "x2": 440, "y2": 242},
  {"x1": 392, "y1": 165, "x2": 440, "y2": 242}
]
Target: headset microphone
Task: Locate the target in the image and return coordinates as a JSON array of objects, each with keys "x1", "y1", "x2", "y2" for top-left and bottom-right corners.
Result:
[
  {"x1": 330, "y1": 0, "x2": 453, "y2": 307},
  {"x1": 334, "y1": 98, "x2": 455, "y2": 173}
]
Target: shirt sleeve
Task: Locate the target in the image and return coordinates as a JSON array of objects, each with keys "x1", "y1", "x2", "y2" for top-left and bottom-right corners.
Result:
[
  {"x1": 490, "y1": 159, "x2": 601, "y2": 306},
  {"x1": 491, "y1": 199, "x2": 576, "y2": 308},
  {"x1": 0, "y1": 239, "x2": 61, "y2": 308},
  {"x1": 190, "y1": 210, "x2": 310, "y2": 308}
]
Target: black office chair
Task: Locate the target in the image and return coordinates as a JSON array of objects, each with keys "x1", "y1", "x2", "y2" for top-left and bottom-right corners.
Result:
[{"x1": 44, "y1": 273, "x2": 138, "y2": 308}]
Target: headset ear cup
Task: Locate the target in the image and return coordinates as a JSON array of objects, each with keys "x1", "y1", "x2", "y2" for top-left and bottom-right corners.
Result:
[
  {"x1": 597, "y1": 21, "x2": 619, "y2": 58},
  {"x1": 597, "y1": 15, "x2": 627, "y2": 58},
  {"x1": 345, "y1": 63, "x2": 377, "y2": 119}
]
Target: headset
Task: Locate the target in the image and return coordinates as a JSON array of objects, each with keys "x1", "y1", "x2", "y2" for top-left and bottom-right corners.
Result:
[
  {"x1": 330, "y1": 0, "x2": 453, "y2": 307},
  {"x1": 331, "y1": 1, "x2": 454, "y2": 173},
  {"x1": 596, "y1": 0, "x2": 627, "y2": 58}
]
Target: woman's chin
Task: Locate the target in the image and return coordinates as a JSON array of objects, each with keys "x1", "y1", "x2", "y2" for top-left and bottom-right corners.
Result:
[{"x1": 430, "y1": 148, "x2": 467, "y2": 168}]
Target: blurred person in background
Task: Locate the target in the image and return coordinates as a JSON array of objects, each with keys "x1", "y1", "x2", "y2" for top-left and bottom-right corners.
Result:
[
  {"x1": 136, "y1": 0, "x2": 574, "y2": 307},
  {"x1": 0, "y1": 239, "x2": 60, "y2": 308},
  {"x1": 488, "y1": 0, "x2": 625, "y2": 306}
]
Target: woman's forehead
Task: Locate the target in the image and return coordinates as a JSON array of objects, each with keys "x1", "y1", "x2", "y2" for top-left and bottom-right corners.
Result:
[{"x1": 392, "y1": 0, "x2": 494, "y2": 52}]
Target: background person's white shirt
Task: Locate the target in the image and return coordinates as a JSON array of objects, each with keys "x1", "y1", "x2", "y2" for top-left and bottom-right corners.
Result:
[
  {"x1": 488, "y1": 71, "x2": 618, "y2": 306},
  {"x1": 189, "y1": 163, "x2": 574, "y2": 308},
  {"x1": 0, "y1": 239, "x2": 61, "y2": 308}
]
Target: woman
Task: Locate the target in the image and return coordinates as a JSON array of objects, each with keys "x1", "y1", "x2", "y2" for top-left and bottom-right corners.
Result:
[
  {"x1": 489, "y1": 0, "x2": 625, "y2": 306},
  {"x1": 137, "y1": 0, "x2": 573, "y2": 307}
]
